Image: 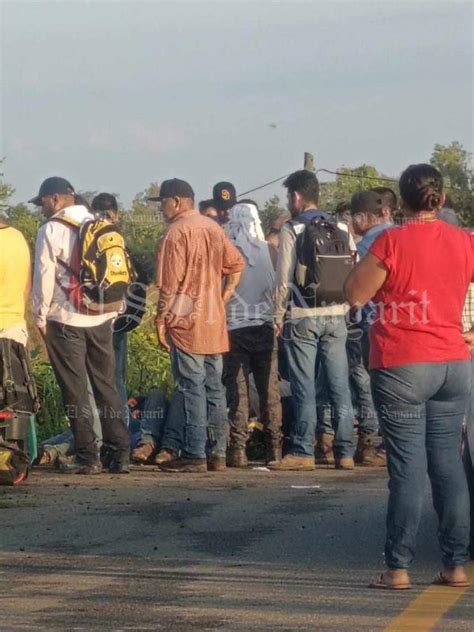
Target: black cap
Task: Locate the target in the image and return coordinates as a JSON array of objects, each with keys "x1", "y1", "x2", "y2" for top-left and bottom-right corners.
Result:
[
  {"x1": 350, "y1": 191, "x2": 384, "y2": 215},
  {"x1": 28, "y1": 176, "x2": 75, "y2": 206},
  {"x1": 212, "y1": 181, "x2": 237, "y2": 211},
  {"x1": 148, "y1": 178, "x2": 195, "y2": 201}
]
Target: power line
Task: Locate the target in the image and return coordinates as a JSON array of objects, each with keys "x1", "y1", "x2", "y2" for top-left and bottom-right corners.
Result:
[
  {"x1": 316, "y1": 168, "x2": 397, "y2": 184},
  {"x1": 239, "y1": 166, "x2": 471, "y2": 196},
  {"x1": 238, "y1": 173, "x2": 290, "y2": 197}
]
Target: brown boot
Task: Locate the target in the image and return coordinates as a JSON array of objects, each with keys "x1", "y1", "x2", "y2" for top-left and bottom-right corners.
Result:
[
  {"x1": 207, "y1": 456, "x2": 227, "y2": 472},
  {"x1": 154, "y1": 448, "x2": 178, "y2": 465},
  {"x1": 131, "y1": 443, "x2": 155, "y2": 464},
  {"x1": 314, "y1": 433, "x2": 335, "y2": 467},
  {"x1": 268, "y1": 454, "x2": 315, "y2": 471},
  {"x1": 226, "y1": 446, "x2": 248, "y2": 468},
  {"x1": 335, "y1": 457, "x2": 355, "y2": 470},
  {"x1": 264, "y1": 433, "x2": 282, "y2": 466},
  {"x1": 354, "y1": 434, "x2": 387, "y2": 467},
  {"x1": 159, "y1": 457, "x2": 207, "y2": 473}
]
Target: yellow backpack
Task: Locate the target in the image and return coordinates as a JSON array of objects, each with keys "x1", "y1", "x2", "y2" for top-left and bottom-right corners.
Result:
[{"x1": 53, "y1": 217, "x2": 135, "y2": 313}]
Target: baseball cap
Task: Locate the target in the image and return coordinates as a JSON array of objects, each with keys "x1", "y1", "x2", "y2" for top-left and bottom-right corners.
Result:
[
  {"x1": 212, "y1": 181, "x2": 237, "y2": 211},
  {"x1": 148, "y1": 178, "x2": 195, "y2": 201},
  {"x1": 28, "y1": 176, "x2": 75, "y2": 206},
  {"x1": 350, "y1": 191, "x2": 384, "y2": 215}
]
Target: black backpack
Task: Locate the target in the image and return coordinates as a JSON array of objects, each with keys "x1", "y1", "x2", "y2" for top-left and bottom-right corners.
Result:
[{"x1": 290, "y1": 215, "x2": 353, "y2": 308}]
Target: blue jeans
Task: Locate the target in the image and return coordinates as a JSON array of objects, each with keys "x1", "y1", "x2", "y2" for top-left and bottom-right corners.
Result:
[
  {"x1": 283, "y1": 316, "x2": 354, "y2": 459},
  {"x1": 162, "y1": 347, "x2": 228, "y2": 459},
  {"x1": 372, "y1": 361, "x2": 471, "y2": 570},
  {"x1": 113, "y1": 331, "x2": 131, "y2": 427},
  {"x1": 316, "y1": 337, "x2": 378, "y2": 437}
]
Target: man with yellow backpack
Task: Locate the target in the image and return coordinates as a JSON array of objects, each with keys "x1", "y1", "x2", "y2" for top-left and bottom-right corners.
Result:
[{"x1": 30, "y1": 177, "x2": 131, "y2": 474}]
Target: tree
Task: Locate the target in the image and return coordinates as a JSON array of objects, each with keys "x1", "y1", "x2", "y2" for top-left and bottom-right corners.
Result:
[
  {"x1": 120, "y1": 183, "x2": 165, "y2": 283},
  {"x1": 259, "y1": 195, "x2": 286, "y2": 235},
  {"x1": 319, "y1": 165, "x2": 396, "y2": 211},
  {"x1": 430, "y1": 141, "x2": 473, "y2": 225},
  {"x1": 0, "y1": 159, "x2": 15, "y2": 210},
  {"x1": 1, "y1": 204, "x2": 42, "y2": 251},
  {"x1": 0, "y1": 160, "x2": 41, "y2": 251}
]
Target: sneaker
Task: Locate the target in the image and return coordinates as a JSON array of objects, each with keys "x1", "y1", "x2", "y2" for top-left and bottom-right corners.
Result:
[
  {"x1": 267, "y1": 454, "x2": 315, "y2": 471},
  {"x1": 207, "y1": 456, "x2": 227, "y2": 472},
  {"x1": 154, "y1": 448, "x2": 178, "y2": 465},
  {"x1": 159, "y1": 457, "x2": 207, "y2": 473},
  {"x1": 335, "y1": 457, "x2": 355, "y2": 470}
]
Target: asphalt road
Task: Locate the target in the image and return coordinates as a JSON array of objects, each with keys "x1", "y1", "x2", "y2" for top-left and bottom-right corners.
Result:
[{"x1": 1, "y1": 465, "x2": 473, "y2": 631}]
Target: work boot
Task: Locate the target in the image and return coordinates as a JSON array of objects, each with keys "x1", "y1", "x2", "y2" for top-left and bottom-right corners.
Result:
[
  {"x1": 266, "y1": 442, "x2": 282, "y2": 466},
  {"x1": 226, "y1": 446, "x2": 248, "y2": 468},
  {"x1": 335, "y1": 457, "x2": 355, "y2": 470},
  {"x1": 35, "y1": 445, "x2": 60, "y2": 467},
  {"x1": 207, "y1": 456, "x2": 227, "y2": 472},
  {"x1": 59, "y1": 461, "x2": 103, "y2": 475},
  {"x1": 159, "y1": 457, "x2": 207, "y2": 473},
  {"x1": 268, "y1": 454, "x2": 315, "y2": 471},
  {"x1": 109, "y1": 459, "x2": 131, "y2": 474},
  {"x1": 354, "y1": 433, "x2": 386, "y2": 467},
  {"x1": 131, "y1": 443, "x2": 155, "y2": 464},
  {"x1": 314, "y1": 433, "x2": 335, "y2": 467},
  {"x1": 154, "y1": 448, "x2": 178, "y2": 465},
  {"x1": 264, "y1": 432, "x2": 282, "y2": 466}
]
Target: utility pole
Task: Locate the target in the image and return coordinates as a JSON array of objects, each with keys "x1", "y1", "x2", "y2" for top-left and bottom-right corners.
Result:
[{"x1": 304, "y1": 152, "x2": 315, "y2": 172}]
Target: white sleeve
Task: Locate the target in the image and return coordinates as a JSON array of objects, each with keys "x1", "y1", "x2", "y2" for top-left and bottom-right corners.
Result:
[{"x1": 32, "y1": 224, "x2": 59, "y2": 327}]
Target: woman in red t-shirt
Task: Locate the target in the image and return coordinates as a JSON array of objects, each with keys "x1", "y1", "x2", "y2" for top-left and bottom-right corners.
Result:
[{"x1": 345, "y1": 164, "x2": 473, "y2": 590}]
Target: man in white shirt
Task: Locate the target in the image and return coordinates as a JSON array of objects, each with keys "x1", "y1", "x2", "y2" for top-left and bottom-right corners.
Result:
[{"x1": 31, "y1": 177, "x2": 129, "y2": 474}]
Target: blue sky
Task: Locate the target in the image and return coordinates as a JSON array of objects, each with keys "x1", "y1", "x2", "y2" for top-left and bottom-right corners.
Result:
[{"x1": 1, "y1": 0, "x2": 472, "y2": 207}]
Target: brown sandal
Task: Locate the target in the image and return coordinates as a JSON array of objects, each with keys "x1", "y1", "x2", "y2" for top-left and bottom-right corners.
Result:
[
  {"x1": 369, "y1": 573, "x2": 412, "y2": 590},
  {"x1": 432, "y1": 571, "x2": 470, "y2": 588}
]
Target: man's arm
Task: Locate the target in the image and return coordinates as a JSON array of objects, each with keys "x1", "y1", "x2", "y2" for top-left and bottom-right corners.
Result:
[
  {"x1": 274, "y1": 224, "x2": 296, "y2": 327},
  {"x1": 221, "y1": 234, "x2": 245, "y2": 305},
  {"x1": 32, "y1": 225, "x2": 58, "y2": 336},
  {"x1": 344, "y1": 253, "x2": 388, "y2": 307},
  {"x1": 222, "y1": 271, "x2": 242, "y2": 304}
]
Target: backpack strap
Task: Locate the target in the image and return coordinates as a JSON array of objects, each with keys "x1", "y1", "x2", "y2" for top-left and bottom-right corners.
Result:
[
  {"x1": 49, "y1": 215, "x2": 81, "y2": 230},
  {"x1": 0, "y1": 339, "x2": 17, "y2": 408},
  {"x1": 47, "y1": 216, "x2": 82, "y2": 276}
]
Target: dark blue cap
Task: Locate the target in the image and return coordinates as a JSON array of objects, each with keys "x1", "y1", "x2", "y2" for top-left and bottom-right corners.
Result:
[{"x1": 29, "y1": 177, "x2": 75, "y2": 205}]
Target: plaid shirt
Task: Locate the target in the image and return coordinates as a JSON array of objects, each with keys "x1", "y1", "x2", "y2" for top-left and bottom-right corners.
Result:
[{"x1": 462, "y1": 283, "x2": 474, "y2": 333}]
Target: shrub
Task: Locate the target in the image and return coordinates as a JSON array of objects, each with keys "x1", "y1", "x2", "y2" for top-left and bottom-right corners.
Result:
[{"x1": 32, "y1": 326, "x2": 173, "y2": 442}]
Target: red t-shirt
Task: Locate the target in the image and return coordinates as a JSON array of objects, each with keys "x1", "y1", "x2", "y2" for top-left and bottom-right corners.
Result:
[{"x1": 368, "y1": 221, "x2": 474, "y2": 369}]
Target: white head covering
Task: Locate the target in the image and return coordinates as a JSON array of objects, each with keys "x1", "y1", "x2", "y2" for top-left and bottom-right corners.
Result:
[{"x1": 227, "y1": 203, "x2": 266, "y2": 266}]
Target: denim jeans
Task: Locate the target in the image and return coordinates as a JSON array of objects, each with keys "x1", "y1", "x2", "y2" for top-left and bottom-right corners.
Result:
[
  {"x1": 162, "y1": 347, "x2": 228, "y2": 459},
  {"x1": 113, "y1": 330, "x2": 131, "y2": 428},
  {"x1": 372, "y1": 361, "x2": 471, "y2": 570},
  {"x1": 463, "y1": 358, "x2": 474, "y2": 557},
  {"x1": 138, "y1": 388, "x2": 169, "y2": 448},
  {"x1": 283, "y1": 315, "x2": 354, "y2": 459},
  {"x1": 316, "y1": 335, "x2": 378, "y2": 437}
]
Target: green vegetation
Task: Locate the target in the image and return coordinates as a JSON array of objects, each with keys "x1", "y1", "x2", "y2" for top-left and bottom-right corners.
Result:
[{"x1": 0, "y1": 142, "x2": 471, "y2": 440}]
